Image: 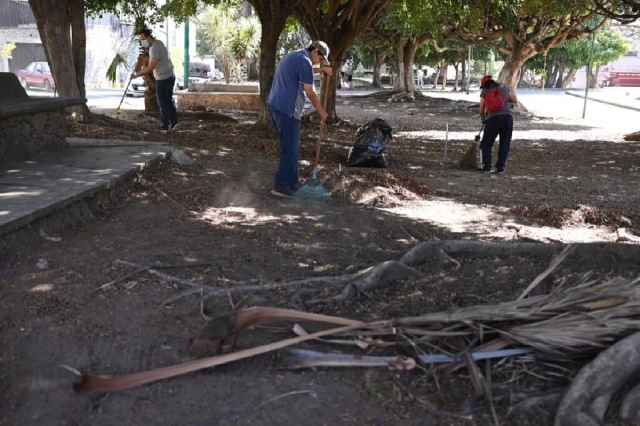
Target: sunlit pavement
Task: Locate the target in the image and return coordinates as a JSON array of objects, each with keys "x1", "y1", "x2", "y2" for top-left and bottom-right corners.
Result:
[{"x1": 26, "y1": 85, "x2": 640, "y2": 136}]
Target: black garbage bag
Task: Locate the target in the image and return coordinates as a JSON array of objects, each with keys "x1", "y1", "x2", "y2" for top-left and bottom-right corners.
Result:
[{"x1": 346, "y1": 118, "x2": 393, "y2": 168}]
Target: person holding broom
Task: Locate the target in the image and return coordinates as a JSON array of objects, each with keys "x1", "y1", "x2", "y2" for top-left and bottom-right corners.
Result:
[
  {"x1": 267, "y1": 41, "x2": 332, "y2": 198},
  {"x1": 478, "y1": 75, "x2": 518, "y2": 174},
  {"x1": 132, "y1": 29, "x2": 178, "y2": 131}
]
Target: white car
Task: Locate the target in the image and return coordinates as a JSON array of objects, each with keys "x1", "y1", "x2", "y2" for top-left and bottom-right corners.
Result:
[{"x1": 125, "y1": 77, "x2": 146, "y2": 97}]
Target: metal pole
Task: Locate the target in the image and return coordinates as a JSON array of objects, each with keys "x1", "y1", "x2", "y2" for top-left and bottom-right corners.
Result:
[
  {"x1": 582, "y1": 32, "x2": 596, "y2": 119},
  {"x1": 184, "y1": 18, "x2": 190, "y2": 90}
]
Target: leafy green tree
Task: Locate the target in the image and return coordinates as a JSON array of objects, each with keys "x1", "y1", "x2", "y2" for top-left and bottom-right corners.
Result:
[
  {"x1": 526, "y1": 23, "x2": 629, "y2": 88},
  {"x1": 441, "y1": 0, "x2": 605, "y2": 97},
  {"x1": 351, "y1": 36, "x2": 392, "y2": 88},
  {"x1": 593, "y1": 0, "x2": 640, "y2": 23},
  {"x1": 201, "y1": 4, "x2": 260, "y2": 84},
  {"x1": 293, "y1": 0, "x2": 394, "y2": 122}
]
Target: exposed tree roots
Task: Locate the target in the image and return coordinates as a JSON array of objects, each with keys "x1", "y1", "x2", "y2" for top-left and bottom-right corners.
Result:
[{"x1": 554, "y1": 331, "x2": 640, "y2": 426}]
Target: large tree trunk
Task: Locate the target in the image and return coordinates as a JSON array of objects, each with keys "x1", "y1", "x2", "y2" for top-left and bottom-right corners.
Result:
[
  {"x1": 441, "y1": 64, "x2": 448, "y2": 90},
  {"x1": 28, "y1": 0, "x2": 89, "y2": 118},
  {"x1": 555, "y1": 61, "x2": 565, "y2": 88},
  {"x1": 135, "y1": 53, "x2": 159, "y2": 113},
  {"x1": 295, "y1": 0, "x2": 393, "y2": 123},
  {"x1": 461, "y1": 59, "x2": 466, "y2": 92},
  {"x1": 545, "y1": 62, "x2": 558, "y2": 89},
  {"x1": 400, "y1": 37, "x2": 421, "y2": 93},
  {"x1": 561, "y1": 68, "x2": 577, "y2": 88},
  {"x1": 69, "y1": 0, "x2": 85, "y2": 98},
  {"x1": 498, "y1": 55, "x2": 529, "y2": 95},
  {"x1": 518, "y1": 65, "x2": 526, "y2": 87},
  {"x1": 453, "y1": 63, "x2": 459, "y2": 91},
  {"x1": 433, "y1": 65, "x2": 441, "y2": 89},
  {"x1": 498, "y1": 51, "x2": 533, "y2": 111},
  {"x1": 592, "y1": 65, "x2": 601, "y2": 88},
  {"x1": 392, "y1": 38, "x2": 406, "y2": 92},
  {"x1": 318, "y1": 50, "x2": 347, "y2": 123},
  {"x1": 371, "y1": 47, "x2": 385, "y2": 89},
  {"x1": 255, "y1": 22, "x2": 284, "y2": 125}
]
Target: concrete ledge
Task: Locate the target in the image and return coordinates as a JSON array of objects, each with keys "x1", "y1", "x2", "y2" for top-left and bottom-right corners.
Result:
[
  {"x1": 0, "y1": 109, "x2": 68, "y2": 167},
  {"x1": 565, "y1": 90, "x2": 640, "y2": 113},
  {"x1": 0, "y1": 97, "x2": 87, "y2": 119},
  {"x1": 0, "y1": 138, "x2": 171, "y2": 236},
  {"x1": 176, "y1": 92, "x2": 260, "y2": 112},
  {"x1": 189, "y1": 82, "x2": 260, "y2": 93}
]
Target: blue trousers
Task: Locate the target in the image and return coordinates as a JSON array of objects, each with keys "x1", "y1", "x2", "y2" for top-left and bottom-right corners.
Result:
[
  {"x1": 269, "y1": 106, "x2": 301, "y2": 191},
  {"x1": 156, "y1": 75, "x2": 178, "y2": 129},
  {"x1": 480, "y1": 114, "x2": 513, "y2": 171}
]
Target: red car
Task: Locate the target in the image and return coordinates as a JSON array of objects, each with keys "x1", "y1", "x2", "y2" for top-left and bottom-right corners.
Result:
[{"x1": 17, "y1": 61, "x2": 55, "y2": 91}]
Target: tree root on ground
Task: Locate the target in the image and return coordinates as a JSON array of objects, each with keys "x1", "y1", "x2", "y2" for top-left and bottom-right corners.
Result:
[
  {"x1": 399, "y1": 240, "x2": 635, "y2": 267},
  {"x1": 293, "y1": 261, "x2": 422, "y2": 308},
  {"x1": 624, "y1": 130, "x2": 640, "y2": 141},
  {"x1": 118, "y1": 240, "x2": 639, "y2": 308},
  {"x1": 554, "y1": 331, "x2": 640, "y2": 426}
]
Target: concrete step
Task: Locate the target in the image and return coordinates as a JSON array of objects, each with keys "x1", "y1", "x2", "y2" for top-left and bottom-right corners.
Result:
[{"x1": 0, "y1": 138, "x2": 172, "y2": 237}]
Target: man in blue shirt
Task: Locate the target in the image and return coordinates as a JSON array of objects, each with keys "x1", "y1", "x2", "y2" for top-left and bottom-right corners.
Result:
[{"x1": 267, "y1": 41, "x2": 333, "y2": 198}]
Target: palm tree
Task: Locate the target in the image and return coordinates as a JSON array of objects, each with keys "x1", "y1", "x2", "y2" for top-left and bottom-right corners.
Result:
[{"x1": 201, "y1": 4, "x2": 261, "y2": 84}]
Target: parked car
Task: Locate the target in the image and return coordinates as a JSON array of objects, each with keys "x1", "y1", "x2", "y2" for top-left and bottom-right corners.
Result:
[
  {"x1": 17, "y1": 62, "x2": 55, "y2": 91},
  {"x1": 126, "y1": 66, "x2": 222, "y2": 96}
]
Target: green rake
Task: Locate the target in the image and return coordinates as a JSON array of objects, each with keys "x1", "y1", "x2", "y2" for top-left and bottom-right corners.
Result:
[{"x1": 293, "y1": 96, "x2": 334, "y2": 204}]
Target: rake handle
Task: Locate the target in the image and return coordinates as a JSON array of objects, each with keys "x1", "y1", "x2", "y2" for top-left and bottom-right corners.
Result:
[
  {"x1": 116, "y1": 78, "x2": 133, "y2": 111},
  {"x1": 314, "y1": 87, "x2": 330, "y2": 168}
]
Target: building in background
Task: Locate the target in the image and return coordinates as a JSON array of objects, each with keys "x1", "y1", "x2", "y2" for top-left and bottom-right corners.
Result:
[{"x1": 0, "y1": 0, "x2": 137, "y2": 86}]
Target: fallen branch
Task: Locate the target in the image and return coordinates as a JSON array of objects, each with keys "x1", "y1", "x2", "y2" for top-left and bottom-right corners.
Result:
[
  {"x1": 297, "y1": 261, "x2": 422, "y2": 307},
  {"x1": 277, "y1": 347, "x2": 534, "y2": 370},
  {"x1": 254, "y1": 390, "x2": 317, "y2": 411},
  {"x1": 95, "y1": 260, "x2": 214, "y2": 292},
  {"x1": 74, "y1": 324, "x2": 361, "y2": 393},
  {"x1": 188, "y1": 307, "x2": 372, "y2": 354},
  {"x1": 163, "y1": 268, "x2": 374, "y2": 306},
  {"x1": 518, "y1": 245, "x2": 573, "y2": 300},
  {"x1": 115, "y1": 260, "x2": 215, "y2": 290},
  {"x1": 399, "y1": 240, "x2": 635, "y2": 267},
  {"x1": 94, "y1": 266, "x2": 149, "y2": 292}
]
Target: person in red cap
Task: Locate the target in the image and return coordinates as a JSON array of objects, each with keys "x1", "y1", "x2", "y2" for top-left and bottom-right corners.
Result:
[{"x1": 478, "y1": 75, "x2": 518, "y2": 174}]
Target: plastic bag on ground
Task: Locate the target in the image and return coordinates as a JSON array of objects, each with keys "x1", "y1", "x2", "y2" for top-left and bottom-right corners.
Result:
[{"x1": 346, "y1": 118, "x2": 393, "y2": 168}]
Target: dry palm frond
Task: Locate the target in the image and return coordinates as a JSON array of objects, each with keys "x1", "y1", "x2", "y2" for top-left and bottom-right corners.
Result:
[{"x1": 393, "y1": 277, "x2": 640, "y2": 356}]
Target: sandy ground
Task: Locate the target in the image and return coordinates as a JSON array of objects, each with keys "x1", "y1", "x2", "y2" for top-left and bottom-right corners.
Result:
[{"x1": 1, "y1": 90, "x2": 640, "y2": 426}]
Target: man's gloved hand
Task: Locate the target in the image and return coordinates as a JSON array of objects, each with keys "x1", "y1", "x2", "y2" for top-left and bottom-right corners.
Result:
[{"x1": 481, "y1": 117, "x2": 489, "y2": 125}]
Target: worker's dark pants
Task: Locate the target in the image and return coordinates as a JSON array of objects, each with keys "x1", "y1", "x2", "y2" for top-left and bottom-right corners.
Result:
[
  {"x1": 156, "y1": 75, "x2": 178, "y2": 129},
  {"x1": 269, "y1": 106, "x2": 301, "y2": 191},
  {"x1": 480, "y1": 114, "x2": 513, "y2": 171}
]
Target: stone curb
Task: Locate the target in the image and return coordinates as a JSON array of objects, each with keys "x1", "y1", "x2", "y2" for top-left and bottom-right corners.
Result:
[{"x1": 565, "y1": 91, "x2": 640, "y2": 113}]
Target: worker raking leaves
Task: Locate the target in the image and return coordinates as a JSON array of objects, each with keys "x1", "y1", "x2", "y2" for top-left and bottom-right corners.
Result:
[
  {"x1": 478, "y1": 75, "x2": 518, "y2": 174},
  {"x1": 266, "y1": 41, "x2": 333, "y2": 199}
]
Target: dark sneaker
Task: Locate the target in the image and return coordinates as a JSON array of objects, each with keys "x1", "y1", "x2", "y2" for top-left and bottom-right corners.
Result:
[
  {"x1": 270, "y1": 187, "x2": 294, "y2": 199},
  {"x1": 477, "y1": 167, "x2": 493, "y2": 173},
  {"x1": 494, "y1": 169, "x2": 505, "y2": 175},
  {"x1": 159, "y1": 125, "x2": 169, "y2": 131},
  {"x1": 170, "y1": 122, "x2": 179, "y2": 131}
]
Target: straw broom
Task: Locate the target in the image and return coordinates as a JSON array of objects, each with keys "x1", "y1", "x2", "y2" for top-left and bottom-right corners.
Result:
[{"x1": 458, "y1": 124, "x2": 484, "y2": 170}]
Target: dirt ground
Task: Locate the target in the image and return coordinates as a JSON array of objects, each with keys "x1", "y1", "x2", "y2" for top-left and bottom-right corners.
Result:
[{"x1": 2, "y1": 91, "x2": 640, "y2": 426}]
